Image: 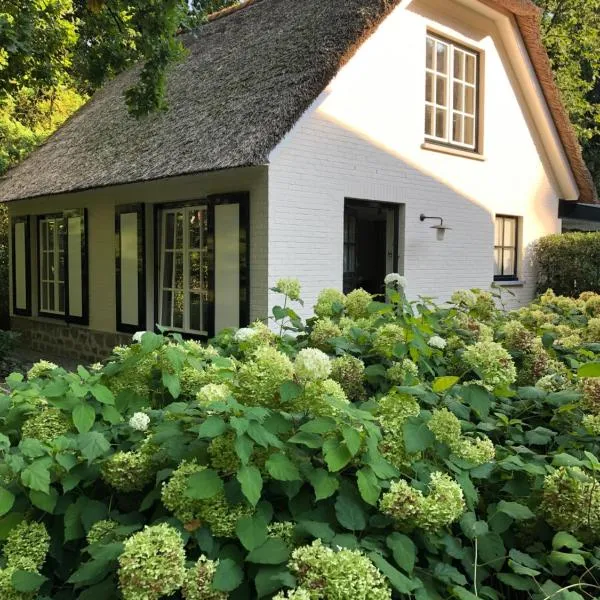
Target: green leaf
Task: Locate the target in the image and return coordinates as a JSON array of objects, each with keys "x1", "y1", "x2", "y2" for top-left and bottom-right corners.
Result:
[
  {"x1": 11, "y1": 570, "x2": 47, "y2": 592},
  {"x1": 460, "y1": 385, "x2": 492, "y2": 418},
  {"x1": 387, "y1": 532, "x2": 416, "y2": 574},
  {"x1": 68, "y1": 557, "x2": 113, "y2": 586},
  {"x1": 196, "y1": 416, "x2": 228, "y2": 438},
  {"x1": 279, "y1": 381, "x2": 302, "y2": 404},
  {"x1": 90, "y1": 384, "x2": 115, "y2": 405},
  {"x1": 234, "y1": 435, "x2": 254, "y2": 464},
  {"x1": 478, "y1": 532, "x2": 506, "y2": 571},
  {"x1": 335, "y1": 492, "x2": 366, "y2": 531},
  {"x1": 29, "y1": 488, "x2": 58, "y2": 513},
  {"x1": 552, "y1": 531, "x2": 584, "y2": 551},
  {"x1": 578, "y1": 362, "x2": 600, "y2": 377},
  {"x1": 266, "y1": 453, "x2": 301, "y2": 481},
  {"x1": 236, "y1": 515, "x2": 268, "y2": 551},
  {"x1": 21, "y1": 458, "x2": 51, "y2": 493},
  {"x1": 356, "y1": 467, "x2": 381, "y2": 506},
  {"x1": 460, "y1": 513, "x2": 489, "y2": 539},
  {"x1": 287, "y1": 432, "x2": 322, "y2": 449},
  {"x1": 0, "y1": 488, "x2": 15, "y2": 517},
  {"x1": 549, "y1": 551, "x2": 586, "y2": 567},
  {"x1": 368, "y1": 553, "x2": 418, "y2": 594},
  {"x1": 307, "y1": 468, "x2": 339, "y2": 501},
  {"x1": 237, "y1": 465, "x2": 263, "y2": 506},
  {"x1": 162, "y1": 372, "x2": 181, "y2": 399},
  {"x1": 452, "y1": 588, "x2": 480, "y2": 600},
  {"x1": 254, "y1": 566, "x2": 296, "y2": 598},
  {"x1": 297, "y1": 520, "x2": 334, "y2": 542},
  {"x1": 101, "y1": 405, "x2": 123, "y2": 424},
  {"x1": 497, "y1": 573, "x2": 535, "y2": 591},
  {"x1": 433, "y1": 376, "x2": 460, "y2": 393},
  {"x1": 213, "y1": 558, "x2": 243, "y2": 592},
  {"x1": 72, "y1": 403, "x2": 96, "y2": 433},
  {"x1": 19, "y1": 438, "x2": 46, "y2": 458},
  {"x1": 525, "y1": 427, "x2": 556, "y2": 446},
  {"x1": 402, "y1": 418, "x2": 435, "y2": 453},
  {"x1": 342, "y1": 426, "x2": 362, "y2": 456},
  {"x1": 497, "y1": 501, "x2": 535, "y2": 521},
  {"x1": 299, "y1": 417, "x2": 336, "y2": 434},
  {"x1": 247, "y1": 538, "x2": 290, "y2": 564},
  {"x1": 323, "y1": 439, "x2": 352, "y2": 472},
  {"x1": 186, "y1": 469, "x2": 224, "y2": 500},
  {"x1": 78, "y1": 432, "x2": 110, "y2": 463}
]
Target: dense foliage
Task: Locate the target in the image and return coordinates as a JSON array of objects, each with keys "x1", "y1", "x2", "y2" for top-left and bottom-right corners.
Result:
[
  {"x1": 2, "y1": 278, "x2": 600, "y2": 598},
  {"x1": 533, "y1": 231, "x2": 600, "y2": 297}
]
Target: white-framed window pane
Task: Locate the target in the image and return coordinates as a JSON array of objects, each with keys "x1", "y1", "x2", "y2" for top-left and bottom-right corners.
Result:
[
  {"x1": 504, "y1": 217, "x2": 516, "y2": 246},
  {"x1": 494, "y1": 248, "x2": 502, "y2": 276},
  {"x1": 503, "y1": 249, "x2": 515, "y2": 275},
  {"x1": 425, "y1": 34, "x2": 479, "y2": 149},
  {"x1": 435, "y1": 109, "x2": 446, "y2": 138},
  {"x1": 39, "y1": 217, "x2": 66, "y2": 315}
]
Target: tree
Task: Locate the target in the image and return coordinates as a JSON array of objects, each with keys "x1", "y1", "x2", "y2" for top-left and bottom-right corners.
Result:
[{"x1": 535, "y1": 0, "x2": 600, "y2": 191}]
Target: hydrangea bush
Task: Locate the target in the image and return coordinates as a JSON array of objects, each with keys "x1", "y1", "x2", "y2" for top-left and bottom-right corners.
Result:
[{"x1": 2, "y1": 279, "x2": 600, "y2": 598}]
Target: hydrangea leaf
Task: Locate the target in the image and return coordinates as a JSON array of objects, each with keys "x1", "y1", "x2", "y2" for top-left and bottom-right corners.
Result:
[
  {"x1": 402, "y1": 418, "x2": 435, "y2": 453},
  {"x1": 297, "y1": 520, "x2": 335, "y2": 542},
  {"x1": 497, "y1": 501, "x2": 535, "y2": 521},
  {"x1": 21, "y1": 458, "x2": 52, "y2": 493},
  {"x1": 78, "y1": 432, "x2": 110, "y2": 463},
  {"x1": 11, "y1": 570, "x2": 47, "y2": 592},
  {"x1": 432, "y1": 376, "x2": 460, "y2": 393},
  {"x1": 323, "y1": 439, "x2": 352, "y2": 472},
  {"x1": 237, "y1": 465, "x2": 263, "y2": 506},
  {"x1": 387, "y1": 532, "x2": 416, "y2": 574},
  {"x1": 357, "y1": 467, "x2": 381, "y2": 506},
  {"x1": 552, "y1": 532, "x2": 584, "y2": 551},
  {"x1": 254, "y1": 565, "x2": 296, "y2": 598},
  {"x1": 29, "y1": 488, "x2": 58, "y2": 514},
  {"x1": 90, "y1": 384, "x2": 115, "y2": 405},
  {"x1": 299, "y1": 417, "x2": 337, "y2": 434},
  {"x1": 196, "y1": 416, "x2": 228, "y2": 439},
  {"x1": 266, "y1": 453, "x2": 301, "y2": 481},
  {"x1": 72, "y1": 403, "x2": 96, "y2": 434},
  {"x1": 235, "y1": 514, "x2": 268, "y2": 551},
  {"x1": 246, "y1": 538, "x2": 290, "y2": 564},
  {"x1": 578, "y1": 362, "x2": 600, "y2": 377},
  {"x1": 342, "y1": 426, "x2": 362, "y2": 456},
  {"x1": 186, "y1": 469, "x2": 224, "y2": 500},
  {"x1": 307, "y1": 468, "x2": 339, "y2": 500},
  {"x1": 279, "y1": 381, "x2": 302, "y2": 404},
  {"x1": 335, "y1": 492, "x2": 367, "y2": 531},
  {"x1": 368, "y1": 552, "x2": 418, "y2": 594},
  {"x1": 478, "y1": 532, "x2": 506, "y2": 571},
  {"x1": 0, "y1": 488, "x2": 15, "y2": 517}
]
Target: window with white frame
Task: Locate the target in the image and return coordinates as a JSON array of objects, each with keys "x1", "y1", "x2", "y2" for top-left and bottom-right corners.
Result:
[
  {"x1": 494, "y1": 215, "x2": 519, "y2": 281},
  {"x1": 39, "y1": 216, "x2": 66, "y2": 315},
  {"x1": 158, "y1": 206, "x2": 211, "y2": 335},
  {"x1": 425, "y1": 34, "x2": 479, "y2": 150}
]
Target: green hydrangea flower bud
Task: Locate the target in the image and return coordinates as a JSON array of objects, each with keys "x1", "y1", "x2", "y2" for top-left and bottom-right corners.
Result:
[
  {"x1": 294, "y1": 348, "x2": 331, "y2": 383},
  {"x1": 267, "y1": 521, "x2": 296, "y2": 547},
  {"x1": 5, "y1": 522, "x2": 49, "y2": 570},
  {"x1": 86, "y1": 520, "x2": 122, "y2": 545},
  {"x1": 101, "y1": 441, "x2": 157, "y2": 492},
  {"x1": 289, "y1": 540, "x2": 391, "y2": 600},
  {"x1": 314, "y1": 289, "x2": 345, "y2": 318},
  {"x1": 293, "y1": 379, "x2": 349, "y2": 418},
  {"x1": 26, "y1": 360, "x2": 59, "y2": 380},
  {"x1": 273, "y1": 589, "x2": 312, "y2": 600},
  {"x1": 372, "y1": 324, "x2": 405, "y2": 358},
  {"x1": 582, "y1": 414, "x2": 600, "y2": 435},
  {"x1": 386, "y1": 359, "x2": 418, "y2": 385},
  {"x1": 236, "y1": 346, "x2": 294, "y2": 407},
  {"x1": 377, "y1": 391, "x2": 420, "y2": 468},
  {"x1": 118, "y1": 524, "x2": 186, "y2": 600},
  {"x1": 275, "y1": 278, "x2": 302, "y2": 302},
  {"x1": 21, "y1": 407, "x2": 71, "y2": 444},
  {"x1": 197, "y1": 383, "x2": 231, "y2": 408},
  {"x1": 330, "y1": 355, "x2": 366, "y2": 401},
  {"x1": 182, "y1": 556, "x2": 226, "y2": 600},
  {"x1": 463, "y1": 340, "x2": 516, "y2": 389},
  {"x1": 344, "y1": 288, "x2": 373, "y2": 319},
  {"x1": 309, "y1": 318, "x2": 342, "y2": 352}
]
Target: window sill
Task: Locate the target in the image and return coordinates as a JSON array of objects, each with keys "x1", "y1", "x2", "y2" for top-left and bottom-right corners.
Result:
[
  {"x1": 421, "y1": 142, "x2": 486, "y2": 162},
  {"x1": 493, "y1": 280, "x2": 526, "y2": 288}
]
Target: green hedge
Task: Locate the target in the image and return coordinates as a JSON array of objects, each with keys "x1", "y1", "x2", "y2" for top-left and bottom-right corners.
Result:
[
  {"x1": 533, "y1": 231, "x2": 600, "y2": 297},
  {"x1": 0, "y1": 203, "x2": 8, "y2": 329}
]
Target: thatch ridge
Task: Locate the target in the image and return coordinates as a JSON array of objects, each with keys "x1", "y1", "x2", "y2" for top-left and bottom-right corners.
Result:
[{"x1": 0, "y1": 0, "x2": 595, "y2": 203}]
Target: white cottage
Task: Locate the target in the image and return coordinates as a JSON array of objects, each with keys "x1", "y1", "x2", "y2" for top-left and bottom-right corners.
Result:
[{"x1": 0, "y1": 0, "x2": 595, "y2": 361}]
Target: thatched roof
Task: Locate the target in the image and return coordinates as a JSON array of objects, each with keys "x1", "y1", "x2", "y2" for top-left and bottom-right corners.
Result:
[{"x1": 0, "y1": 0, "x2": 596, "y2": 203}]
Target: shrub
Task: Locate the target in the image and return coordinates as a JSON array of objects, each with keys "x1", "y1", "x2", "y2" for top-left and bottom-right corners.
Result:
[
  {"x1": 1, "y1": 281, "x2": 600, "y2": 598},
  {"x1": 533, "y1": 231, "x2": 600, "y2": 296}
]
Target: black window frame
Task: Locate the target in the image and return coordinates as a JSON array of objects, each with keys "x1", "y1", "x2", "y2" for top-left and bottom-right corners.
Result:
[
  {"x1": 36, "y1": 210, "x2": 89, "y2": 325},
  {"x1": 494, "y1": 214, "x2": 519, "y2": 282},
  {"x1": 153, "y1": 192, "x2": 250, "y2": 340},
  {"x1": 11, "y1": 216, "x2": 32, "y2": 317}
]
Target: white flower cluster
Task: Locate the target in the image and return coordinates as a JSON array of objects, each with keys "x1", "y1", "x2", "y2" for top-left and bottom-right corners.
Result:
[
  {"x1": 294, "y1": 348, "x2": 332, "y2": 383},
  {"x1": 234, "y1": 327, "x2": 259, "y2": 342},
  {"x1": 128, "y1": 412, "x2": 150, "y2": 432},
  {"x1": 384, "y1": 273, "x2": 407, "y2": 288},
  {"x1": 428, "y1": 335, "x2": 447, "y2": 350}
]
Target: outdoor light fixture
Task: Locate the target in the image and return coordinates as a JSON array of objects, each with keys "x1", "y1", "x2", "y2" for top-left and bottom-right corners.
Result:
[{"x1": 420, "y1": 214, "x2": 452, "y2": 241}]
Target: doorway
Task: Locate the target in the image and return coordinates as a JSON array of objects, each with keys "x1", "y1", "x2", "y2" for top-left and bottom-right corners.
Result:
[{"x1": 343, "y1": 199, "x2": 401, "y2": 296}]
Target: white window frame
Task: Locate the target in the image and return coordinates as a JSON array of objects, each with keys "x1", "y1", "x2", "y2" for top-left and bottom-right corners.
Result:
[
  {"x1": 158, "y1": 205, "x2": 209, "y2": 335},
  {"x1": 425, "y1": 33, "x2": 480, "y2": 151},
  {"x1": 39, "y1": 216, "x2": 66, "y2": 316}
]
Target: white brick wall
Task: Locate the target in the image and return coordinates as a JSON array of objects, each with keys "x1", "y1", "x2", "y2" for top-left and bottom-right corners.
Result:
[{"x1": 267, "y1": 0, "x2": 563, "y2": 318}]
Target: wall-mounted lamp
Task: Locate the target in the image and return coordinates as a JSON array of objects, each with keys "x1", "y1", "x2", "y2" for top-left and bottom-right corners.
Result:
[{"x1": 420, "y1": 214, "x2": 452, "y2": 241}]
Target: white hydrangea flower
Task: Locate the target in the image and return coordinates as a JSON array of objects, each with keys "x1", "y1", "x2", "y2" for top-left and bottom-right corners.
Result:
[
  {"x1": 132, "y1": 331, "x2": 147, "y2": 343},
  {"x1": 90, "y1": 362, "x2": 104, "y2": 372},
  {"x1": 129, "y1": 412, "x2": 150, "y2": 432},
  {"x1": 428, "y1": 335, "x2": 447, "y2": 350},
  {"x1": 234, "y1": 327, "x2": 259, "y2": 342},
  {"x1": 295, "y1": 349, "x2": 332, "y2": 383},
  {"x1": 384, "y1": 273, "x2": 407, "y2": 288}
]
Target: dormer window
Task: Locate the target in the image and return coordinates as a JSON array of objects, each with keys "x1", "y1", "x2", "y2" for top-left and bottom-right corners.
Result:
[{"x1": 425, "y1": 34, "x2": 480, "y2": 151}]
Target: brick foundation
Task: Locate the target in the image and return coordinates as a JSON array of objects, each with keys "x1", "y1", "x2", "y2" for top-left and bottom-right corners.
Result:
[{"x1": 11, "y1": 316, "x2": 131, "y2": 364}]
